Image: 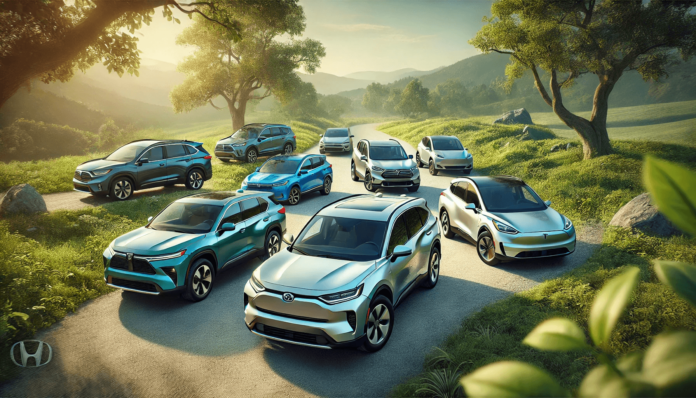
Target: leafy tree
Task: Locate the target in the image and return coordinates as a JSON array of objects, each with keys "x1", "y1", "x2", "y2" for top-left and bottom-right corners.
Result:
[
  {"x1": 280, "y1": 81, "x2": 323, "y2": 119},
  {"x1": 319, "y1": 94, "x2": 352, "y2": 119},
  {"x1": 383, "y1": 88, "x2": 403, "y2": 115},
  {"x1": 396, "y1": 79, "x2": 430, "y2": 117},
  {"x1": 430, "y1": 79, "x2": 471, "y2": 116},
  {"x1": 361, "y1": 82, "x2": 390, "y2": 113},
  {"x1": 170, "y1": 7, "x2": 324, "y2": 130},
  {"x1": 470, "y1": 0, "x2": 696, "y2": 159},
  {"x1": 0, "y1": 0, "x2": 299, "y2": 110}
]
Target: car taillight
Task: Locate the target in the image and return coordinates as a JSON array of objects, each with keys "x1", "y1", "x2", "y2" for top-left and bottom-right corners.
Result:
[
  {"x1": 203, "y1": 155, "x2": 212, "y2": 159},
  {"x1": 278, "y1": 207, "x2": 286, "y2": 214},
  {"x1": 328, "y1": 163, "x2": 332, "y2": 168},
  {"x1": 440, "y1": 191, "x2": 445, "y2": 196},
  {"x1": 293, "y1": 135, "x2": 296, "y2": 139}
]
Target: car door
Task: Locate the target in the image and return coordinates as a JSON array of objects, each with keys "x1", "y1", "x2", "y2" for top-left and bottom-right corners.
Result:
[
  {"x1": 239, "y1": 198, "x2": 269, "y2": 252},
  {"x1": 164, "y1": 144, "x2": 191, "y2": 182},
  {"x1": 386, "y1": 214, "x2": 413, "y2": 299},
  {"x1": 420, "y1": 137, "x2": 431, "y2": 163},
  {"x1": 297, "y1": 158, "x2": 315, "y2": 192},
  {"x1": 353, "y1": 141, "x2": 364, "y2": 177},
  {"x1": 358, "y1": 141, "x2": 370, "y2": 176},
  {"x1": 136, "y1": 146, "x2": 167, "y2": 187},
  {"x1": 270, "y1": 127, "x2": 283, "y2": 153},
  {"x1": 216, "y1": 202, "x2": 248, "y2": 268},
  {"x1": 463, "y1": 183, "x2": 483, "y2": 237},
  {"x1": 402, "y1": 207, "x2": 431, "y2": 280},
  {"x1": 257, "y1": 129, "x2": 274, "y2": 154},
  {"x1": 309, "y1": 157, "x2": 326, "y2": 188},
  {"x1": 450, "y1": 181, "x2": 474, "y2": 237}
]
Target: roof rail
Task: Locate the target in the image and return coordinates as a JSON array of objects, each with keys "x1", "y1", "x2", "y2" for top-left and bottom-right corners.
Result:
[{"x1": 388, "y1": 138, "x2": 401, "y2": 144}]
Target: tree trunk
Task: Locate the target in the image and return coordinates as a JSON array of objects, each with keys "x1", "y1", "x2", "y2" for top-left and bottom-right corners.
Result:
[{"x1": 228, "y1": 95, "x2": 248, "y2": 131}]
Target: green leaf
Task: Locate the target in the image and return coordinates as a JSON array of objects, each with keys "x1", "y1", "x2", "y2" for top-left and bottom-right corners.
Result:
[
  {"x1": 10, "y1": 312, "x2": 29, "y2": 320},
  {"x1": 578, "y1": 365, "x2": 629, "y2": 398},
  {"x1": 643, "y1": 156, "x2": 696, "y2": 236},
  {"x1": 589, "y1": 267, "x2": 641, "y2": 348},
  {"x1": 523, "y1": 318, "x2": 589, "y2": 351},
  {"x1": 654, "y1": 260, "x2": 696, "y2": 309},
  {"x1": 460, "y1": 361, "x2": 569, "y2": 397},
  {"x1": 642, "y1": 331, "x2": 696, "y2": 395}
]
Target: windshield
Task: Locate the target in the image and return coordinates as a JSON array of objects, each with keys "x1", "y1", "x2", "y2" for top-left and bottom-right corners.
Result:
[
  {"x1": 231, "y1": 127, "x2": 261, "y2": 140},
  {"x1": 432, "y1": 137, "x2": 463, "y2": 151},
  {"x1": 259, "y1": 158, "x2": 300, "y2": 174},
  {"x1": 369, "y1": 146, "x2": 407, "y2": 160},
  {"x1": 478, "y1": 183, "x2": 547, "y2": 213},
  {"x1": 293, "y1": 216, "x2": 387, "y2": 261},
  {"x1": 105, "y1": 142, "x2": 152, "y2": 162},
  {"x1": 325, "y1": 129, "x2": 349, "y2": 138},
  {"x1": 149, "y1": 202, "x2": 223, "y2": 234}
]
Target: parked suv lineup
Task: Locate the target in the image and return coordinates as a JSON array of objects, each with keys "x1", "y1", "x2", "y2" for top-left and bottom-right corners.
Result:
[
  {"x1": 215, "y1": 123, "x2": 296, "y2": 163},
  {"x1": 416, "y1": 136, "x2": 473, "y2": 175},
  {"x1": 103, "y1": 191, "x2": 287, "y2": 302},
  {"x1": 351, "y1": 139, "x2": 421, "y2": 192},
  {"x1": 74, "y1": 139, "x2": 213, "y2": 200},
  {"x1": 244, "y1": 193, "x2": 441, "y2": 352}
]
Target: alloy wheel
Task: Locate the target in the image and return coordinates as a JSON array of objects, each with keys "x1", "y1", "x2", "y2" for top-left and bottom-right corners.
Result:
[
  {"x1": 366, "y1": 304, "x2": 391, "y2": 345},
  {"x1": 284, "y1": 144, "x2": 293, "y2": 154},
  {"x1": 429, "y1": 160, "x2": 438, "y2": 175},
  {"x1": 364, "y1": 173, "x2": 373, "y2": 191},
  {"x1": 189, "y1": 171, "x2": 203, "y2": 189},
  {"x1": 324, "y1": 178, "x2": 332, "y2": 194},
  {"x1": 267, "y1": 233, "x2": 281, "y2": 257},
  {"x1": 247, "y1": 149, "x2": 257, "y2": 163},
  {"x1": 114, "y1": 180, "x2": 132, "y2": 200},
  {"x1": 441, "y1": 212, "x2": 450, "y2": 235},
  {"x1": 416, "y1": 152, "x2": 421, "y2": 167},
  {"x1": 430, "y1": 251, "x2": 440, "y2": 283},
  {"x1": 192, "y1": 264, "x2": 212, "y2": 297},
  {"x1": 478, "y1": 236, "x2": 495, "y2": 261},
  {"x1": 289, "y1": 187, "x2": 300, "y2": 205}
]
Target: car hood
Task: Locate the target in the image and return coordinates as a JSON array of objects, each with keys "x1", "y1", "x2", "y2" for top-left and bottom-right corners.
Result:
[
  {"x1": 322, "y1": 137, "x2": 350, "y2": 144},
  {"x1": 434, "y1": 149, "x2": 470, "y2": 159},
  {"x1": 113, "y1": 227, "x2": 205, "y2": 255},
  {"x1": 370, "y1": 158, "x2": 415, "y2": 169},
  {"x1": 490, "y1": 207, "x2": 565, "y2": 233},
  {"x1": 77, "y1": 159, "x2": 126, "y2": 172},
  {"x1": 257, "y1": 249, "x2": 375, "y2": 292},
  {"x1": 217, "y1": 137, "x2": 248, "y2": 146},
  {"x1": 246, "y1": 173, "x2": 293, "y2": 184}
]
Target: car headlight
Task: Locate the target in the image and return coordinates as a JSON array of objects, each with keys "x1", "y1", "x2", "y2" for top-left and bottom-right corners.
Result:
[
  {"x1": 92, "y1": 169, "x2": 112, "y2": 176},
  {"x1": 232, "y1": 143, "x2": 246, "y2": 147},
  {"x1": 143, "y1": 249, "x2": 187, "y2": 261},
  {"x1": 411, "y1": 166, "x2": 418, "y2": 173},
  {"x1": 466, "y1": 153, "x2": 473, "y2": 159},
  {"x1": 272, "y1": 180, "x2": 289, "y2": 187},
  {"x1": 493, "y1": 220, "x2": 519, "y2": 234},
  {"x1": 563, "y1": 215, "x2": 573, "y2": 230},
  {"x1": 319, "y1": 284, "x2": 363, "y2": 304},
  {"x1": 371, "y1": 166, "x2": 384, "y2": 172},
  {"x1": 250, "y1": 274, "x2": 265, "y2": 292},
  {"x1": 106, "y1": 241, "x2": 115, "y2": 256}
]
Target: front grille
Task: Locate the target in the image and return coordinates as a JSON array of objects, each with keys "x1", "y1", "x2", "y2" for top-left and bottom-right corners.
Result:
[
  {"x1": 247, "y1": 183, "x2": 273, "y2": 189},
  {"x1": 515, "y1": 248, "x2": 570, "y2": 258},
  {"x1": 382, "y1": 181, "x2": 414, "y2": 187},
  {"x1": 110, "y1": 254, "x2": 128, "y2": 270},
  {"x1": 110, "y1": 278, "x2": 158, "y2": 292},
  {"x1": 324, "y1": 147, "x2": 346, "y2": 152},
  {"x1": 347, "y1": 311, "x2": 356, "y2": 332},
  {"x1": 382, "y1": 169, "x2": 413, "y2": 178},
  {"x1": 256, "y1": 306, "x2": 328, "y2": 323},
  {"x1": 259, "y1": 324, "x2": 327, "y2": 345},
  {"x1": 132, "y1": 258, "x2": 156, "y2": 274},
  {"x1": 74, "y1": 170, "x2": 92, "y2": 182},
  {"x1": 443, "y1": 165, "x2": 471, "y2": 170},
  {"x1": 216, "y1": 144, "x2": 233, "y2": 152}
]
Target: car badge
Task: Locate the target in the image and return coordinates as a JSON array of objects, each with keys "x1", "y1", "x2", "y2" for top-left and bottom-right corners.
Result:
[
  {"x1": 543, "y1": 234, "x2": 548, "y2": 240},
  {"x1": 127, "y1": 253, "x2": 134, "y2": 260},
  {"x1": 282, "y1": 293, "x2": 295, "y2": 303}
]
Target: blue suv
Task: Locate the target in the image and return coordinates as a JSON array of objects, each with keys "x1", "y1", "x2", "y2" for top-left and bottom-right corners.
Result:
[
  {"x1": 241, "y1": 154, "x2": 332, "y2": 205},
  {"x1": 215, "y1": 123, "x2": 297, "y2": 163}
]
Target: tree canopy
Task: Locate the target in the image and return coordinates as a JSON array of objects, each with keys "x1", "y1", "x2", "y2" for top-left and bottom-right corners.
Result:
[{"x1": 396, "y1": 79, "x2": 430, "y2": 117}]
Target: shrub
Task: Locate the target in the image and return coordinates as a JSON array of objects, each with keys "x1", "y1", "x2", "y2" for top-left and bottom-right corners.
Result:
[{"x1": 0, "y1": 119, "x2": 97, "y2": 162}]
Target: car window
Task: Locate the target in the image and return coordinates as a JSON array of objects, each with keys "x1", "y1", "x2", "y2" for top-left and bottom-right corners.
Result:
[
  {"x1": 369, "y1": 145, "x2": 407, "y2": 160},
  {"x1": 166, "y1": 145, "x2": 187, "y2": 159},
  {"x1": 325, "y1": 128, "x2": 349, "y2": 138},
  {"x1": 431, "y1": 137, "x2": 464, "y2": 150},
  {"x1": 387, "y1": 216, "x2": 409, "y2": 255},
  {"x1": 231, "y1": 127, "x2": 261, "y2": 140},
  {"x1": 142, "y1": 146, "x2": 164, "y2": 161},
  {"x1": 303, "y1": 217, "x2": 324, "y2": 240},
  {"x1": 259, "y1": 158, "x2": 300, "y2": 174},
  {"x1": 466, "y1": 185, "x2": 481, "y2": 208},
  {"x1": 240, "y1": 198, "x2": 261, "y2": 220},
  {"x1": 184, "y1": 145, "x2": 198, "y2": 155},
  {"x1": 220, "y1": 202, "x2": 243, "y2": 225},
  {"x1": 421, "y1": 137, "x2": 427, "y2": 146},
  {"x1": 281, "y1": 127, "x2": 292, "y2": 135},
  {"x1": 271, "y1": 127, "x2": 282, "y2": 137},
  {"x1": 479, "y1": 183, "x2": 546, "y2": 213},
  {"x1": 257, "y1": 197, "x2": 269, "y2": 212},
  {"x1": 105, "y1": 141, "x2": 151, "y2": 162},
  {"x1": 150, "y1": 202, "x2": 222, "y2": 234},
  {"x1": 294, "y1": 216, "x2": 387, "y2": 261},
  {"x1": 453, "y1": 182, "x2": 468, "y2": 201},
  {"x1": 311, "y1": 157, "x2": 324, "y2": 169},
  {"x1": 259, "y1": 129, "x2": 272, "y2": 139},
  {"x1": 416, "y1": 207, "x2": 430, "y2": 225},
  {"x1": 404, "y1": 208, "x2": 424, "y2": 238},
  {"x1": 300, "y1": 159, "x2": 312, "y2": 171}
]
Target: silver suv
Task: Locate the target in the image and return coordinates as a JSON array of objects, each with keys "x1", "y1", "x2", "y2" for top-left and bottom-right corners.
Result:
[
  {"x1": 351, "y1": 139, "x2": 420, "y2": 192},
  {"x1": 244, "y1": 193, "x2": 441, "y2": 352}
]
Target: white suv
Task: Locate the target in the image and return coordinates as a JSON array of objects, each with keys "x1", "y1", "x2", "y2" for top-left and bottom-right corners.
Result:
[{"x1": 351, "y1": 139, "x2": 420, "y2": 192}]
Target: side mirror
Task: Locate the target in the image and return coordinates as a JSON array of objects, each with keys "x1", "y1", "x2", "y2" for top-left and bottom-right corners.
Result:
[
  {"x1": 391, "y1": 245, "x2": 412, "y2": 262},
  {"x1": 350, "y1": 135, "x2": 355, "y2": 138},
  {"x1": 147, "y1": 216, "x2": 153, "y2": 223},
  {"x1": 284, "y1": 234, "x2": 295, "y2": 244},
  {"x1": 408, "y1": 154, "x2": 414, "y2": 159},
  {"x1": 255, "y1": 167, "x2": 261, "y2": 172},
  {"x1": 360, "y1": 155, "x2": 367, "y2": 161},
  {"x1": 299, "y1": 170, "x2": 308, "y2": 175},
  {"x1": 219, "y1": 222, "x2": 235, "y2": 233},
  {"x1": 544, "y1": 200, "x2": 552, "y2": 206},
  {"x1": 465, "y1": 203, "x2": 476, "y2": 211},
  {"x1": 138, "y1": 158, "x2": 149, "y2": 165},
  {"x1": 320, "y1": 134, "x2": 323, "y2": 137}
]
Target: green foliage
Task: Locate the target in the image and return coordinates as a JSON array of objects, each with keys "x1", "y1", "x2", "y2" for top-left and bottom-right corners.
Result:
[
  {"x1": 396, "y1": 79, "x2": 431, "y2": 118},
  {"x1": 462, "y1": 361, "x2": 569, "y2": 398},
  {"x1": 430, "y1": 80, "x2": 471, "y2": 117},
  {"x1": 643, "y1": 156, "x2": 696, "y2": 236},
  {"x1": 362, "y1": 83, "x2": 391, "y2": 113},
  {"x1": 280, "y1": 81, "x2": 322, "y2": 119},
  {"x1": 0, "y1": 119, "x2": 96, "y2": 162},
  {"x1": 523, "y1": 318, "x2": 589, "y2": 352},
  {"x1": 654, "y1": 262, "x2": 696, "y2": 309},
  {"x1": 589, "y1": 267, "x2": 641, "y2": 349},
  {"x1": 318, "y1": 94, "x2": 352, "y2": 119}
]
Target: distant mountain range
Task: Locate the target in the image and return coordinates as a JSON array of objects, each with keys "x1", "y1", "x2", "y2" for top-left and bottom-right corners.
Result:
[{"x1": 344, "y1": 67, "x2": 445, "y2": 84}]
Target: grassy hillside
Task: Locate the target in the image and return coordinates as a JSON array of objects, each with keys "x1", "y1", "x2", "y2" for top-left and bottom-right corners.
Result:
[{"x1": 378, "y1": 118, "x2": 696, "y2": 396}]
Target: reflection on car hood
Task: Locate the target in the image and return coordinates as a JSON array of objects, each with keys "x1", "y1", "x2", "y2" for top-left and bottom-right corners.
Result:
[
  {"x1": 78, "y1": 159, "x2": 126, "y2": 172},
  {"x1": 490, "y1": 207, "x2": 564, "y2": 233},
  {"x1": 217, "y1": 137, "x2": 248, "y2": 146},
  {"x1": 322, "y1": 137, "x2": 350, "y2": 144},
  {"x1": 370, "y1": 159, "x2": 415, "y2": 169},
  {"x1": 246, "y1": 173, "x2": 291, "y2": 184},
  {"x1": 434, "y1": 149, "x2": 469, "y2": 159},
  {"x1": 113, "y1": 227, "x2": 205, "y2": 256},
  {"x1": 258, "y1": 249, "x2": 375, "y2": 291}
]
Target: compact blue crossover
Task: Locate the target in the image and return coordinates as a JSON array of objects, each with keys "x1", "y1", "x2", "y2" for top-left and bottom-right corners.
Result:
[{"x1": 241, "y1": 154, "x2": 333, "y2": 205}]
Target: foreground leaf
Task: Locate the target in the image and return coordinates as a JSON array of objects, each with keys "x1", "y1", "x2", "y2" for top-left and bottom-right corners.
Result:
[
  {"x1": 589, "y1": 267, "x2": 640, "y2": 348},
  {"x1": 523, "y1": 317, "x2": 589, "y2": 351},
  {"x1": 578, "y1": 365, "x2": 629, "y2": 398},
  {"x1": 654, "y1": 260, "x2": 696, "y2": 309},
  {"x1": 642, "y1": 331, "x2": 696, "y2": 395},
  {"x1": 460, "y1": 361, "x2": 569, "y2": 397},
  {"x1": 643, "y1": 156, "x2": 696, "y2": 236}
]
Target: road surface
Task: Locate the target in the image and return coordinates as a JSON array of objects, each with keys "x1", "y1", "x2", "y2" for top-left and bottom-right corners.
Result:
[{"x1": 2, "y1": 123, "x2": 602, "y2": 397}]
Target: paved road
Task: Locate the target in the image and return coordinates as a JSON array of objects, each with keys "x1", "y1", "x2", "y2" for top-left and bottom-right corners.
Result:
[{"x1": 3, "y1": 124, "x2": 602, "y2": 397}]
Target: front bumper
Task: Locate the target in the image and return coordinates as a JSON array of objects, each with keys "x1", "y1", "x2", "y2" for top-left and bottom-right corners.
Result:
[
  {"x1": 73, "y1": 176, "x2": 110, "y2": 194},
  {"x1": 241, "y1": 183, "x2": 290, "y2": 201},
  {"x1": 371, "y1": 173, "x2": 421, "y2": 188},
  {"x1": 320, "y1": 142, "x2": 351, "y2": 153},
  {"x1": 103, "y1": 248, "x2": 188, "y2": 295},
  {"x1": 244, "y1": 282, "x2": 370, "y2": 349},
  {"x1": 493, "y1": 227, "x2": 576, "y2": 259},
  {"x1": 432, "y1": 157, "x2": 473, "y2": 171}
]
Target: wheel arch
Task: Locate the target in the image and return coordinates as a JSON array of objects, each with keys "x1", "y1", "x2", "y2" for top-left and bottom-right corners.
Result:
[
  {"x1": 186, "y1": 250, "x2": 219, "y2": 280},
  {"x1": 371, "y1": 284, "x2": 394, "y2": 304},
  {"x1": 477, "y1": 225, "x2": 492, "y2": 239},
  {"x1": 110, "y1": 172, "x2": 137, "y2": 190}
]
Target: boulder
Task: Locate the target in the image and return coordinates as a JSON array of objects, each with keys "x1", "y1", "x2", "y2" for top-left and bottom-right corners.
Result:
[
  {"x1": 494, "y1": 108, "x2": 534, "y2": 125},
  {"x1": 518, "y1": 132, "x2": 532, "y2": 141},
  {"x1": 566, "y1": 143, "x2": 574, "y2": 150},
  {"x1": 0, "y1": 184, "x2": 47, "y2": 216},
  {"x1": 609, "y1": 193, "x2": 680, "y2": 236},
  {"x1": 550, "y1": 145, "x2": 560, "y2": 153}
]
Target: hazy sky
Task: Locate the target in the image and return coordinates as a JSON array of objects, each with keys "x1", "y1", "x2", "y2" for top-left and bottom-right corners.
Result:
[{"x1": 135, "y1": 0, "x2": 494, "y2": 76}]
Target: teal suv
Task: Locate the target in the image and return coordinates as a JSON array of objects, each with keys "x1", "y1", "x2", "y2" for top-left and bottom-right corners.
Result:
[{"x1": 103, "y1": 191, "x2": 287, "y2": 302}]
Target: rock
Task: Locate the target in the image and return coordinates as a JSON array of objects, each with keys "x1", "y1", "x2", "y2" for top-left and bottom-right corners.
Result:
[
  {"x1": 550, "y1": 145, "x2": 560, "y2": 152},
  {"x1": 0, "y1": 184, "x2": 47, "y2": 216},
  {"x1": 494, "y1": 108, "x2": 534, "y2": 125},
  {"x1": 518, "y1": 133, "x2": 532, "y2": 141},
  {"x1": 566, "y1": 143, "x2": 573, "y2": 150},
  {"x1": 27, "y1": 227, "x2": 37, "y2": 232},
  {"x1": 503, "y1": 141, "x2": 510, "y2": 148},
  {"x1": 609, "y1": 193, "x2": 681, "y2": 236}
]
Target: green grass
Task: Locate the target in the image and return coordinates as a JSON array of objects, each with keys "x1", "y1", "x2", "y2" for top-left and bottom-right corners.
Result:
[
  {"x1": 529, "y1": 100, "x2": 696, "y2": 145},
  {"x1": 379, "y1": 118, "x2": 696, "y2": 397}
]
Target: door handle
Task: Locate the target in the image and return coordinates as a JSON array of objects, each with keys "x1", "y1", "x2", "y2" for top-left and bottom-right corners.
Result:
[
  {"x1": 159, "y1": 163, "x2": 164, "y2": 167},
  {"x1": 426, "y1": 230, "x2": 432, "y2": 236},
  {"x1": 263, "y1": 217, "x2": 269, "y2": 222},
  {"x1": 240, "y1": 228, "x2": 246, "y2": 233}
]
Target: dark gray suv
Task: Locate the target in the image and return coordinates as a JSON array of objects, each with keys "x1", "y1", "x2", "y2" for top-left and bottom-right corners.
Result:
[
  {"x1": 215, "y1": 123, "x2": 297, "y2": 163},
  {"x1": 73, "y1": 139, "x2": 213, "y2": 200}
]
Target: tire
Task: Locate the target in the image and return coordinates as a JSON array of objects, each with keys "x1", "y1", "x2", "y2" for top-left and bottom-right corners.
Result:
[
  {"x1": 421, "y1": 246, "x2": 441, "y2": 289},
  {"x1": 407, "y1": 184, "x2": 419, "y2": 193},
  {"x1": 440, "y1": 209, "x2": 455, "y2": 239},
  {"x1": 477, "y1": 230, "x2": 500, "y2": 266},
  {"x1": 351, "y1": 161, "x2": 359, "y2": 181},
  {"x1": 429, "y1": 160, "x2": 439, "y2": 176},
  {"x1": 260, "y1": 230, "x2": 282, "y2": 260},
  {"x1": 288, "y1": 186, "x2": 301, "y2": 205},
  {"x1": 283, "y1": 143, "x2": 293, "y2": 155},
  {"x1": 185, "y1": 169, "x2": 204, "y2": 190},
  {"x1": 416, "y1": 152, "x2": 424, "y2": 168},
  {"x1": 221, "y1": 159, "x2": 230, "y2": 163},
  {"x1": 245, "y1": 147, "x2": 258, "y2": 163},
  {"x1": 320, "y1": 149, "x2": 325, "y2": 155},
  {"x1": 320, "y1": 176, "x2": 332, "y2": 195},
  {"x1": 183, "y1": 258, "x2": 215, "y2": 302},
  {"x1": 110, "y1": 177, "x2": 134, "y2": 201},
  {"x1": 363, "y1": 295, "x2": 394, "y2": 352},
  {"x1": 364, "y1": 172, "x2": 376, "y2": 192}
]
